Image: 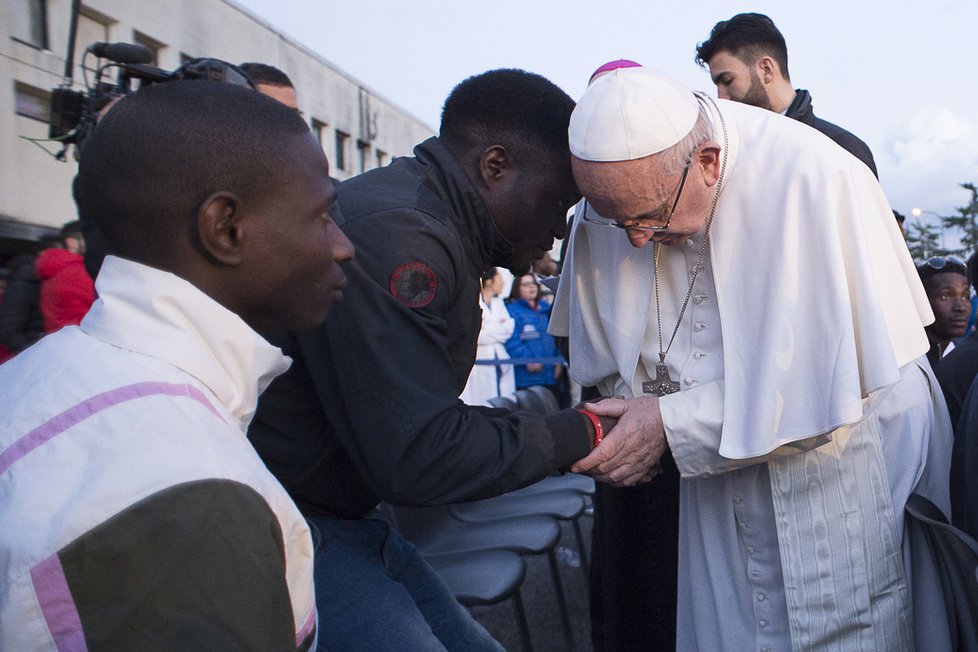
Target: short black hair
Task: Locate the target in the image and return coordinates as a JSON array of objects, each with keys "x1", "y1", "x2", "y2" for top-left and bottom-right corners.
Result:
[
  {"x1": 238, "y1": 62, "x2": 294, "y2": 88},
  {"x1": 75, "y1": 80, "x2": 310, "y2": 266},
  {"x1": 695, "y1": 13, "x2": 790, "y2": 81},
  {"x1": 440, "y1": 69, "x2": 574, "y2": 166}
]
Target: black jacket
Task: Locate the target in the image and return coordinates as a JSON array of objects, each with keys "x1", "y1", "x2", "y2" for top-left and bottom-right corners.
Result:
[
  {"x1": 786, "y1": 89, "x2": 878, "y2": 178},
  {"x1": 936, "y1": 331, "x2": 978, "y2": 432},
  {"x1": 0, "y1": 254, "x2": 44, "y2": 353},
  {"x1": 249, "y1": 137, "x2": 591, "y2": 518}
]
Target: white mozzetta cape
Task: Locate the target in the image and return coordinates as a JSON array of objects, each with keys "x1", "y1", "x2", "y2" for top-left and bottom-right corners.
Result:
[{"x1": 552, "y1": 98, "x2": 932, "y2": 460}]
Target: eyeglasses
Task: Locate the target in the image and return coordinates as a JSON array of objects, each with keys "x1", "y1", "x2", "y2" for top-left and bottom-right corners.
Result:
[{"x1": 581, "y1": 162, "x2": 690, "y2": 233}]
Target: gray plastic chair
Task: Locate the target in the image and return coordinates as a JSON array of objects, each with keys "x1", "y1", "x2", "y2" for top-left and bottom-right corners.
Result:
[
  {"x1": 525, "y1": 384, "x2": 560, "y2": 415},
  {"x1": 389, "y1": 504, "x2": 574, "y2": 650},
  {"x1": 424, "y1": 550, "x2": 533, "y2": 651},
  {"x1": 514, "y1": 387, "x2": 550, "y2": 415},
  {"x1": 487, "y1": 394, "x2": 518, "y2": 410},
  {"x1": 450, "y1": 489, "x2": 589, "y2": 581}
]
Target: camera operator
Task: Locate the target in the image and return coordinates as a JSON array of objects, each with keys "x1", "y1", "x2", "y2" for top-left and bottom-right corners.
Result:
[{"x1": 240, "y1": 62, "x2": 298, "y2": 111}]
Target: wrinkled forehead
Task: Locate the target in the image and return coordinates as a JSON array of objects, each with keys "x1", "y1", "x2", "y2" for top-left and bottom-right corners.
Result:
[{"x1": 571, "y1": 155, "x2": 666, "y2": 212}]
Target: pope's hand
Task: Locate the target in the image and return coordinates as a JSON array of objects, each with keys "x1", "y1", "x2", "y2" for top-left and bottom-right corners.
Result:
[{"x1": 570, "y1": 396, "x2": 667, "y2": 486}]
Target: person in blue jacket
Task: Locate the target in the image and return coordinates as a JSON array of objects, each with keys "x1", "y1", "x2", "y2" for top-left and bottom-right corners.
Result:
[{"x1": 505, "y1": 273, "x2": 565, "y2": 393}]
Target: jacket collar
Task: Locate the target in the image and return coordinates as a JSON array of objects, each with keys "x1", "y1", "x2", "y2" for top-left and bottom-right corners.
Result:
[
  {"x1": 785, "y1": 89, "x2": 816, "y2": 126},
  {"x1": 413, "y1": 137, "x2": 514, "y2": 276},
  {"x1": 80, "y1": 256, "x2": 290, "y2": 430}
]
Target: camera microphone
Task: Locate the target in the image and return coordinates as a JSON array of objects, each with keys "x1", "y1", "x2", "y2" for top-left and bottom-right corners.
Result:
[{"x1": 89, "y1": 42, "x2": 154, "y2": 65}]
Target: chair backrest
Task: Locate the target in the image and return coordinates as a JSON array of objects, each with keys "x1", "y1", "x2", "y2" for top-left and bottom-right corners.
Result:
[
  {"x1": 487, "y1": 394, "x2": 518, "y2": 410},
  {"x1": 526, "y1": 384, "x2": 560, "y2": 415},
  {"x1": 514, "y1": 387, "x2": 548, "y2": 415}
]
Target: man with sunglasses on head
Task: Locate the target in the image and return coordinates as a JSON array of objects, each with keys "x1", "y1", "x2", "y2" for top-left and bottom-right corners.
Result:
[
  {"x1": 917, "y1": 255, "x2": 971, "y2": 369},
  {"x1": 551, "y1": 66, "x2": 953, "y2": 650},
  {"x1": 930, "y1": 254, "x2": 978, "y2": 546},
  {"x1": 931, "y1": 254, "x2": 977, "y2": 432}
]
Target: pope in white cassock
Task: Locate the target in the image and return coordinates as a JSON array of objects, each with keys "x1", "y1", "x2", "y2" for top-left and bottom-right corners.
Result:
[{"x1": 550, "y1": 67, "x2": 953, "y2": 650}]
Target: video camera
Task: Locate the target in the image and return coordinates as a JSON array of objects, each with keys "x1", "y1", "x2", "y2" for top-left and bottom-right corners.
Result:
[{"x1": 48, "y1": 41, "x2": 253, "y2": 160}]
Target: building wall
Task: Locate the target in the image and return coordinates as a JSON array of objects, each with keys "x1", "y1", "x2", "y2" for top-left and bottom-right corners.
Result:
[{"x1": 0, "y1": 0, "x2": 435, "y2": 248}]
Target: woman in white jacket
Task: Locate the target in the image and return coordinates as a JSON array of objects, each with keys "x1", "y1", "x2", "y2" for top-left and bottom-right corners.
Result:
[{"x1": 460, "y1": 268, "x2": 515, "y2": 406}]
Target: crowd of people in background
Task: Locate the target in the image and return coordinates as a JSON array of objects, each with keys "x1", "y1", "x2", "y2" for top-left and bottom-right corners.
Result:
[
  {"x1": 0, "y1": 221, "x2": 94, "y2": 364},
  {"x1": 1, "y1": 11, "x2": 977, "y2": 652},
  {"x1": 459, "y1": 262, "x2": 568, "y2": 408}
]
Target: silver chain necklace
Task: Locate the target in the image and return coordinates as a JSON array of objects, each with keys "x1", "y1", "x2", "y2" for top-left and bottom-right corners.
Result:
[{"x1": 643, "y1": 95, "x2": 729, "y2": 397}]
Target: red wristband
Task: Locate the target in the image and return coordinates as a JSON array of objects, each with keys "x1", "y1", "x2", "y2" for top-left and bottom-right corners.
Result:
[{"x1": 577, "y1": 408, "x2": 604, "y2": 448}]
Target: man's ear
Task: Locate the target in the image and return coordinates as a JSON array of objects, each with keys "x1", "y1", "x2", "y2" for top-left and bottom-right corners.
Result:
[
  {"x1": 695, "y1": 143, "x2": 722, "y2": 187},
  {"x1": 477, "y1": 145, "x2": 510, "y2": 189},
  {"x1": 757, "y1": 56, "x2": 777, "y2": 84},
  {"x1": 197, "y1": 191, "x2": 245, "y2": 266}
]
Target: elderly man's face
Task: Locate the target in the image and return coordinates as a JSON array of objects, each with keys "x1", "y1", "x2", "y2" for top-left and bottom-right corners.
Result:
[{"x1": 572, "y1": 149, "x2": 719, "y2": 248}]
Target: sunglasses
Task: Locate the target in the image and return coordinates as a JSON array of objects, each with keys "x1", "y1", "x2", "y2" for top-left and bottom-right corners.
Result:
[{"x1": 921, "y1": 256, "x2": 967, "y2": 272}]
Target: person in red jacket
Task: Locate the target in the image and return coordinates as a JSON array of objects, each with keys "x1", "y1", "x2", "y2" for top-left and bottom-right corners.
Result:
[{"x1": 35, "y1": 221, "x2": 95, "y2": 333}]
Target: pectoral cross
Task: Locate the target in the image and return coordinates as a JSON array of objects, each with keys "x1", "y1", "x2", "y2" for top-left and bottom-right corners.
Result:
[{"x1": 642, "y1": 359, "x2": 680, "y2": 397}]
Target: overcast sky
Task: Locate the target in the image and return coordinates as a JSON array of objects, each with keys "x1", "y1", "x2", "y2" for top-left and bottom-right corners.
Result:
[{"x1": 234, "y1": 0, "x2": 977, "y2": 223}]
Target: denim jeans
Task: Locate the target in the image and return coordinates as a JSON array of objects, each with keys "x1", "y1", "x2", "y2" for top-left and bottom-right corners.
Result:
[{"x1": 307, "y1": 510, "x2": 504, "y2": 651}]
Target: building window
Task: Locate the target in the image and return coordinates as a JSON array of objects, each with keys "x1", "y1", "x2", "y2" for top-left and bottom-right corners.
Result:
[
  {"x1": 335, "y1": 130, "x2": 350, "y2": 171},
  {"x1": 132, "y1": 30, "x2": 164, "y2": 66},
  {"x1": 357, "y1": 140, "x2": 370, "y2": 173},
  {"x1": 11, "y1": 0, "x2": 48, "y2": 49},
  {"x1": 74, "y1": 7, "x2": 112, "y2": 78},
  {"x1": 376, "y1": 149, "x2": 388, "y2": 169},
  {"x1": 14, "y1": 82, "x2": 51, "y2": 122},
  {"x1": 311, "y1": 118, "x2": 328, "y2": 154}
]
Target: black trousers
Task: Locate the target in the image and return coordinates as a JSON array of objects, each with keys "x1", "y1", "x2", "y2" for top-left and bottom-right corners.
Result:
[{"x1": 589, "y1": 450, "x2": 681, "y2": 652}]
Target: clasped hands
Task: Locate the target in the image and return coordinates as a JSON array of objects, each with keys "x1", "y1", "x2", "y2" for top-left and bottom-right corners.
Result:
[{"x1": 572, "y1": 395, "x2": 668, "y2": 487}]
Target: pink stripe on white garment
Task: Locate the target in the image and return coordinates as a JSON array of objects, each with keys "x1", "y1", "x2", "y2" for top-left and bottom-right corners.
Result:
[
  {"x1": 0, "y1": 381, "x2": 224, "y2": 476},
  {"x1": 296, "y1": 606, "x2": 317, "y2": 649},
  {"x1": 31, "y1": 554, "x2": 87, "y2": 651}
]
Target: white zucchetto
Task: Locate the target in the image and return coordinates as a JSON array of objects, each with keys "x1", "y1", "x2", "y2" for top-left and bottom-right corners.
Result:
[{"x1": 570, "y1": 68, "x2": 699, "y2": 162}]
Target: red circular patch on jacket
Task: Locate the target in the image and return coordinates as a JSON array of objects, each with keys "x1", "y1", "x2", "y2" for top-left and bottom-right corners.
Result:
[{"x1": 389, "y1": 262, "x2": 437, "y2": 308}]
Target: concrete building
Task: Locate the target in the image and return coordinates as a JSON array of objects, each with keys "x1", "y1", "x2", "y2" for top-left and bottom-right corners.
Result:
[{"x1": 1, "y1": 0, "x2": 435, "y2": 256}]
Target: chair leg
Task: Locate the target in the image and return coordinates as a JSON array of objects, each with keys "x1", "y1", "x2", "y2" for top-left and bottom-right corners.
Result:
[
  {"x1": 547, "y1": 549, "x2": 575, "y2": 650},
  {"x1": 572, "y1": 517, "x2": 589, "y2": 581},
  {"x1": 512, "y1": 588, "x2": 534, "y2": 652}
]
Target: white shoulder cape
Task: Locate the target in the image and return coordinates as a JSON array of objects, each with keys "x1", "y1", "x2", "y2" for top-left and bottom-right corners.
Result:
[{"x1": 551, "y1": 99, "x2": 932, "y2": 459}]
